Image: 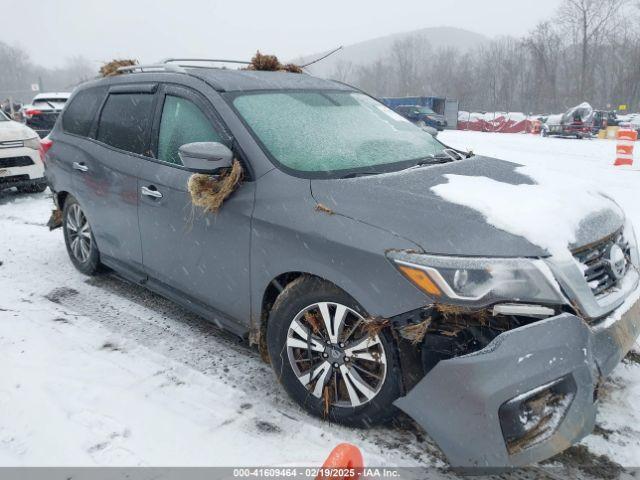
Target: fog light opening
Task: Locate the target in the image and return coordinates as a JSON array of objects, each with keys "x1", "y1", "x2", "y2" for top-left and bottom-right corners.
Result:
[{"x1": 499, "y1": 375, "x2": 576, "y2": 455}]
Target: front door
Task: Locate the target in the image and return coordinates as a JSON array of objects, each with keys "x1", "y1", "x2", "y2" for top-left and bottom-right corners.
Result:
[{"x1": 137, "y1": 84, "x2": 254, "y2": 325}]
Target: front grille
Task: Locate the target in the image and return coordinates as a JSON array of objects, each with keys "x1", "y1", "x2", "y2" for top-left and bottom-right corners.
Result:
[
  {"x1": 573, "y1": 229, "x2": 631, "y2": 297},
  {"x1": 0, "y1": 156, "x2": 34, "y2": 168},
  {"x1": 0, "y1": 174, "x2": 28, "y2": 185}
]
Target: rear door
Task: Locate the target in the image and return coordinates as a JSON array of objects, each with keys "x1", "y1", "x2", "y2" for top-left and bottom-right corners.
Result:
[
  {"x1": 77, "y1": 84, "x2": 157, "y2": 277},
  {"x1": 137, "y1": 84, "x2": 254, "y2": 324}
]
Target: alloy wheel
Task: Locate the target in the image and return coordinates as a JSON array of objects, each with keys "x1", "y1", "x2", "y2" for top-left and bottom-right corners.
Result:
[
  {"x1": 66, "y1": 203, "x2": 92, "y2": 263},
  {"x1": 286, "y1": 302, "x2": 387, "y2": 408}
]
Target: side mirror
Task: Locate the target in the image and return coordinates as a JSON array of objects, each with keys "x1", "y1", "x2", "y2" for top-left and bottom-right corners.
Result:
[{"x1": 178, "y1": 142, "x2": 233, "y2": 173}]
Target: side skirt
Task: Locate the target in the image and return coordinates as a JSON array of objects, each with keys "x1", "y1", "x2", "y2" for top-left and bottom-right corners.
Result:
[{"x1": 101, "y1": 254, "x2": 249, "y2": 340}]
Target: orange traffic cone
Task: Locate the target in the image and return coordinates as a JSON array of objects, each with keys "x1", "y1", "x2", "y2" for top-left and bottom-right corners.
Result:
[
  {"x1": 316, "y1": 443, "x2": 364, "y2": 480},
  {"x1": 614, "y1": 128, "x2": 637, "y2": 166}
]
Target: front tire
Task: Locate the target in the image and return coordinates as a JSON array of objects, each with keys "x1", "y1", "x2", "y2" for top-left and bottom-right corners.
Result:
[
  {"x1": 62, "y1": 196, "x2": 101, "y2": 275},
  {"x1": 266, "y1": 276, "x2": 402, "y2": 426}
]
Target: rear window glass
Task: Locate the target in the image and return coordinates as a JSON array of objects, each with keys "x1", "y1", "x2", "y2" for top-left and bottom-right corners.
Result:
[
  {"x1": 97, "y1": 93, "x2": 155, "y2": 155},
  {"x1": 62, "y1": 88, "x2": 105, "y2": 137},
  {"x1": 34, "y1": 98, "x2": 68, "y2": 106}
]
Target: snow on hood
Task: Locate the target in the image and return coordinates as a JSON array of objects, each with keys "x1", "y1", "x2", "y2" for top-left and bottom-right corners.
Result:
[
  {"x1": 312, "y1": 157, "x2": 550, "y2": 257},
  {"x1": 430, "y1": 165, "x2": 624, "y2": 260},
  {"x1": 0, "y1": 120, "x2": 38, "y2": 142}
]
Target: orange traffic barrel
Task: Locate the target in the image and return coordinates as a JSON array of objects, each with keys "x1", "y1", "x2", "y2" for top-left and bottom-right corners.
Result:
[
  {"x1": 615, "y1": 128, "x2": 637, "y2": 166},
  {"x1": 315, "y1": 443, "x2": 364, "y2": 480},
  {"x1": 530, "y1": 119, "x2": 541, "y2": 134}
]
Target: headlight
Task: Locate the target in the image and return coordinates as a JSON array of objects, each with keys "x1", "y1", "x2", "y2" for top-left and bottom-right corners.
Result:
[
  {"x1": 624, "y1": 218, "x2": 639, "y2": 268},
  {"x1": 387, "y1": 251, "x2": 565, "y2": 305},
  {"x1": 23, "y1": 137, "x2": 41, "y2": 150}
]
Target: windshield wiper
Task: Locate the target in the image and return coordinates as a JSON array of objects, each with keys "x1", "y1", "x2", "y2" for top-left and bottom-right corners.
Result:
[
  {"x1": 339, "y1": 171, "x2": 382, "y2": 179},
  {"x1": 412, "y1": 155, "x2": 453, "y2": 167}
]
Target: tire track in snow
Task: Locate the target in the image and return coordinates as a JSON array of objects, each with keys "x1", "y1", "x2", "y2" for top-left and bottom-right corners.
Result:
[{"x1": 46, "y1": 272, "x2": 441, "y2": 468}]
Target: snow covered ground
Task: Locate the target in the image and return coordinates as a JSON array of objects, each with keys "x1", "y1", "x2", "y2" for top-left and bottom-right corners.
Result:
[{"x1": 1, "y1": 130, "x2": 640, "y2": 477}]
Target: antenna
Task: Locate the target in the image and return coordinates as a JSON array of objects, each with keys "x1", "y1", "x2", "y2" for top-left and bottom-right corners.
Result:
[{"x1": 300, "y1": 46, "x2": 343, "y2": 68}]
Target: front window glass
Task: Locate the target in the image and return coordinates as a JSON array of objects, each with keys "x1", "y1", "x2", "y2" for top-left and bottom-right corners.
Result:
[
  {"x1": 417, "y1": 107, "x2": 436, "y2": 114},
  {"x1": 233, "y1": 91, "x2": 444, "y2": 174},
  {"x1": 157, "y1": 95, "x2": 221, "y2": 165},
  {"x1": 0, "y1": 111, "x2": 8, "y2": 121}
]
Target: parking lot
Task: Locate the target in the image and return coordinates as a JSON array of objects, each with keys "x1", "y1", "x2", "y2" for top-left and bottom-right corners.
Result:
[{"x1": 1, "y1": 130, "x2": 638, "y2": 477}]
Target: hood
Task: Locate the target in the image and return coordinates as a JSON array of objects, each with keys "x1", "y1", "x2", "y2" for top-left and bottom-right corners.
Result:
[
  {"x1": 311, "y1": 156, "x2": 624, "y2": 258},
  {"x1": 0, "y1": 121, "x2": 38, "y2": 142}
]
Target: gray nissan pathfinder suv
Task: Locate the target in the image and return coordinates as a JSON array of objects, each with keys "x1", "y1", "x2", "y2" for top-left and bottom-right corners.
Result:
[{"x1": 44, "y1": 60, "x2": 640, "y2": 470}]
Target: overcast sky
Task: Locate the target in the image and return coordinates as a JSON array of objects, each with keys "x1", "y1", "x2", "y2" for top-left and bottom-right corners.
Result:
[{"x1": 2, "y1": 0, "x2": 563, "y2": 68}]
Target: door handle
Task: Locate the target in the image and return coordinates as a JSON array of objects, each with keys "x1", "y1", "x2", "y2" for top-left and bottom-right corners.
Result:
[
  {"x1": 141, "y1": 185, "x2": 163, "y2": 199},
  {"x1": 72, "y1": 162, "x2": 88, "y2": 172}
]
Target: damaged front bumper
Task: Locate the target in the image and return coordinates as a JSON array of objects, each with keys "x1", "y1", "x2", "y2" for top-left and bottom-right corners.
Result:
[{"x1": 393, "y1": 293, "x2": 640, "y2": 471}]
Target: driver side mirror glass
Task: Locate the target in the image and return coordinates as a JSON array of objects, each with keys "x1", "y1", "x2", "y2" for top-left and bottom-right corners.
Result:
[{"x1": 178, "y1": 142, "x2": 233, "y2": 173}]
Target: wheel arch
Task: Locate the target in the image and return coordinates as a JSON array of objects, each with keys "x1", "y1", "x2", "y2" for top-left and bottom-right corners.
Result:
[
  {"x1": 256, "y1": 271, "x2": 354, "y2": 359},
  {"x1": 55, "y1": 190, "x2": 70, "y2": 210}
]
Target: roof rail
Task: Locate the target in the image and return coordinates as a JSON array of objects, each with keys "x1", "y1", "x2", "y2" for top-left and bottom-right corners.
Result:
[
  {"x1": 117, "y1": 63, "x2": 186, "y2": 74},
  {"x1": 162, "y1": 58, "x2": 252, "y2": 67}
]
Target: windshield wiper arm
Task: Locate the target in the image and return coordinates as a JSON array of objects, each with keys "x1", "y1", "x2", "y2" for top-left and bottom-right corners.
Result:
[
  {"x1": 413, "y1": 155, "x2": 453, "y2": 166},
  {"x1": 339, "y1": 171, "x2": 382, "y2": 179}
]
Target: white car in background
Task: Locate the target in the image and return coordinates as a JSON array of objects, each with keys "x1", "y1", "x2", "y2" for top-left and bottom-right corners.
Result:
[{"x1": 0, "y1": 110, "x2": 47, "y2": 193}]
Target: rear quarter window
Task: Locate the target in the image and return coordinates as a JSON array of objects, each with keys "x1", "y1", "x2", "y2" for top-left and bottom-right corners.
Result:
[
  {"x1": 62, "y1": 88, "x2": 106, "y2": 137},
  {"x1": 97, "y1": 93, "x2": 155, "y2": 155}
]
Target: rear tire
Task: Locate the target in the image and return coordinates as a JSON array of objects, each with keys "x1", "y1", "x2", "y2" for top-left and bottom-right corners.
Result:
[
  {"x1": 266, "y1": 276, "x2": 402, "y2": 427},
  {"x1": 62, "y1": 195, "x2": 101, "y2": 275}
]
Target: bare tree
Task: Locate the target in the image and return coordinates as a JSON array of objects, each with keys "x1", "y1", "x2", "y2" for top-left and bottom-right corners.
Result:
[
  {"x1": 330, "y1": 60, "x2": 355, "y2": 83},
  {"x1": 558, "y1": 0, "x2": 627, "y2": 99},
  {"x1": 0, "y1": 41, "x2": 95, "y2": 102},
  {"x1": 523, "y1": 22, "x2": 563, "y2": 111},
  {"x1": 0, "y1": 42, "x2": 32, "y2": 102},
  {"x1": 389, "y1": 35, "x2": 430, "y2": 96}
]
